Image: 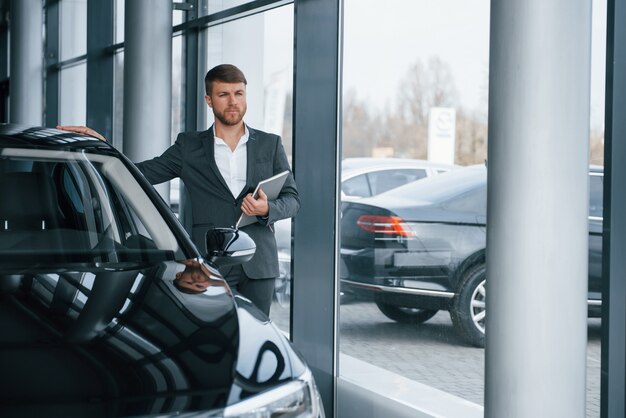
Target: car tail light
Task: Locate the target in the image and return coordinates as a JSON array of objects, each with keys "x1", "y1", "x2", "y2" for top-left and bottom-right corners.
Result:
[{"x1": 356, "y1": 215, "x2": 415, "y2": 237}]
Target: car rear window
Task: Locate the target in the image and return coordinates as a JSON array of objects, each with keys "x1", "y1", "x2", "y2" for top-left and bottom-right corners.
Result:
[{"x1": 380, "y1": 165, "x2": 486, "y2": 203}]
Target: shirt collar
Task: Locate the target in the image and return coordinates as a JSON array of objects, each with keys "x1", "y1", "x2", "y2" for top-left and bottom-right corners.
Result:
[{"x1": 213, "y1": 124, "x2": 249, "y2": 148}]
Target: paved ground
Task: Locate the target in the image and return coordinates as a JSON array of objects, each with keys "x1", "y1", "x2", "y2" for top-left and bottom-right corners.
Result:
[{"x1": 270, "y1": 299, "x2": 601, "y2": 417}]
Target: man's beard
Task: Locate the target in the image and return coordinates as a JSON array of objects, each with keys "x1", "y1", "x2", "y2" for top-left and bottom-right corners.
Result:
[{"x1": 214, "y1": 106, "x2": 245, "y2": 126}]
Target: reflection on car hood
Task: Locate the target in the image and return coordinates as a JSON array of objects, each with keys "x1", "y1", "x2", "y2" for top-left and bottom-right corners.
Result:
[{"x1": 0, "y1": 258, "x2": 303, "y2": 417}]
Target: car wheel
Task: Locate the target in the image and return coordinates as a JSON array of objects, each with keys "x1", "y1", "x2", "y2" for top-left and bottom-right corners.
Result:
[
  {"x1": 375, "y1": 300, "x2": 438, "y2": 324},
  {"x1": 450, "y1": 263, "x2": 486, "y2": 347}
]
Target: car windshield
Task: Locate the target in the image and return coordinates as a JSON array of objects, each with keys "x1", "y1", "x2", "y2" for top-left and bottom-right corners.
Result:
[
  {"x1": 378, "y1": 165, "x2": 486, "y2": 203},
  {"x1": 0, "y1": 147, "x2": 186, "y2": 268}
]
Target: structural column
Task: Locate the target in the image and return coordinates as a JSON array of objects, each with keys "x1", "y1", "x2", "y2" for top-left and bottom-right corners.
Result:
[
  {"x1": 601, "y1": 0, "x2": 626, "y2": 416},
  {"x1": 486, "y1": 1, "x2": 592, "y2": 417},
  {"x1": 9, "y1": 0, "x2": 43, "y2": 125},
  {"x1": 292, "y1": 0, "x2": 341, "y2": 416},
  {"x1": 124, "y1": 0, "x2": 172, "y2": 201}
]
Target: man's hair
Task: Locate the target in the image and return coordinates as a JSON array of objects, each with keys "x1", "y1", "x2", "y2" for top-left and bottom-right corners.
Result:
[{"x1": 204, "y1": 64, "x2": 247, "y2": 95}]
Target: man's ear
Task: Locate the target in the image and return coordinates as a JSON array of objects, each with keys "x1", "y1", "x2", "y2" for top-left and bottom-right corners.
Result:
[{"x1": 204, "y1": 95, "x2": 212, "y2": 108}]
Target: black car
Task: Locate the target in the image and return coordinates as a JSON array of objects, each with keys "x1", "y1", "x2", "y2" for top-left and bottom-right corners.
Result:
[
  {"x1": 0, "y1": 125, "x2": 324, "y2": 417},
  {"x1": 340, "y1": 164, "x2": 603, "y2": 347}
]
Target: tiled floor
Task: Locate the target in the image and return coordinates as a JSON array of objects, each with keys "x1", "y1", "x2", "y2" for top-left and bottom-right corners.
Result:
[{"x1": 271, "y1": 300, "x2": 601, "y2": 417}]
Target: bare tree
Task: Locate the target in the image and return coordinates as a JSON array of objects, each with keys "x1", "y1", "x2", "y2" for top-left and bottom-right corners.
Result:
[
  {"x1": 589, "y1": 130, "x2": 604, "y2": 166},
  {"x1": 378, "y1": 56, "x2": 459, "y2": 158},
  {"x1": 455, "y1": 109, "x2": 487, "y2": 165},
  {"x1": 342, "y1": 89, "x2": 381, "y2": 158},
  {"x1": 340, "y1": 56, "x2": 489, "y2": 163},
  {"x1": 399, "y1": 57, "x2": 458, "y2": 128}
]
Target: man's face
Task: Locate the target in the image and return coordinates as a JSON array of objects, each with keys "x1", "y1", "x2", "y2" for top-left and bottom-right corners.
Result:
[{"x1": 205, "y1": 81, "x2": 247, "y2": 127}]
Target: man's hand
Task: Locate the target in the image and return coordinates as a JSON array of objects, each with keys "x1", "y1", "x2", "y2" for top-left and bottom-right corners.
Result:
[
  {"x1": 241, "y1": 188, "x2": 269, "y2": 217},
  {"x1": 56, "y1": 125, "x2": 107, "y2": 142}
]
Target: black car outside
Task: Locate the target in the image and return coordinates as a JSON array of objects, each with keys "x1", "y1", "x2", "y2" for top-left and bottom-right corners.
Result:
[
  {"x1": 0, "y1": 125, "x2": 323, "y2": 417},
  {"x1": 340, "y1": 164, "x2": 603, "y2": 347}
]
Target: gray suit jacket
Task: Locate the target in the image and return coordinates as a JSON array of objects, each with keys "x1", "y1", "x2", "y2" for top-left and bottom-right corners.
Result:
[{"x1": 136, "y1": 126, "x2": 299, "y2": 278}]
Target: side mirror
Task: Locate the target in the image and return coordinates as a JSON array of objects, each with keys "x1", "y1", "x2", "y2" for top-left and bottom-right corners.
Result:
[{"x1": 205, "y1": 228, "x2": 256, "y2": 268}]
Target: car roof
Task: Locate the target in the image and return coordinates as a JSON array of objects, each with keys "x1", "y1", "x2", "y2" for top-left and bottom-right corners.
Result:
[
  {"x1": 0, "y1": 123, "x2": 112, "y2": 152},
  {"x1": 342, "y1": 157, "x2": 458, "y2": 178},
  {"x1": 369, "y1": 163, "x2": 603, "y2": 207},
  {"x1": 369, "y1": 164, "x2": 486, "y2": 205}
]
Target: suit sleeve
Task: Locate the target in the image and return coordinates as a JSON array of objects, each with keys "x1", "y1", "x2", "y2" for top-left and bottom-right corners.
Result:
[
  {"x1": 135, "y1": 133, "x2": 184, "y2": 185},
  {"x1": 266, "y1": 137, "x2": 300, "y2": 224}
]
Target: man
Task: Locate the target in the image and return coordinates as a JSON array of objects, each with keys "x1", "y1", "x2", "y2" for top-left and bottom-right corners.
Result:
[{"x1": 59, "y1": 64, "x2": 299, "y2": 316}]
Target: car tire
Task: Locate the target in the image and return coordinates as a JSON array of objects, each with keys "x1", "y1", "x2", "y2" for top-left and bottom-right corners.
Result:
[
  {"x1": 375, "y1": 300, "x2": 438, "y2": 324},
  {"x1": 450, "y1": 263, "x2": 486, "y2": 348}
]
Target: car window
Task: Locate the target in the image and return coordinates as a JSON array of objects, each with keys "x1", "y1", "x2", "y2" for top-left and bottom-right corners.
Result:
[
  {"x1": 342, "y1": 174, "x2": 371, "y2": 197},
  {"x1": 0, "y1": 149, "x2": 185, "y2": 265},
  {"x1": 589, "y1": 173, "x2": 603, "y2": 218},
  {"x1": 61, "y1": 167, "x2": 85, "y2": 213},
  {"x1": 367, "y1": 169, "x2": 427, "y2": 196}
]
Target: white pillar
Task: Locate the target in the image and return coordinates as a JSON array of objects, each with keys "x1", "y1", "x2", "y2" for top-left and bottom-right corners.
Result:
[
  {"x1": 123, "y1": 0, "x2": 172, "y2": 201},
  {"x1": 9, "y1": 0, "x2": 43, "y2": 125},
  {"x1": 485, "y1": 1, "x2": 592, "y2": 417}
]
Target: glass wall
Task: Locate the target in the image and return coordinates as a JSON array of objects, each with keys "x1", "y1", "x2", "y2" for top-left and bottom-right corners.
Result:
[
  {"x1": 202, "y1": 0, "x2": 262, "y2": 16},
  {"x1": 587, "y1": 1, "x2": 607, "y2": 414},
  {"x1": 340, "y1": 0, "x2": 490, "y2": 408},
  {"x1": 57, "y1": 0, "x2": 87, "y2": 125},
  {"x1": 339, "y1": 1, "x2": 605, "y2": 416},
  {"x1": 203, "y1": 5, "x2": 295, "y2": 331},
  {"x1": 59, "y1": 0, "x2": 86, "y2": 60},
  {"x1": 59, "y1": 63, "x2": 86, "y2": 125},
  {"x1": 112, "y1": 1, "x2": 124, "y2": 148},
  {"x1": 32, "y1": 0, "x2": 613, "y2": 414}
]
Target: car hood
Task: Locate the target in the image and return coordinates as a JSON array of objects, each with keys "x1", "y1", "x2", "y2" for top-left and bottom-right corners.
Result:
[{"x1": 0, "y1": 258, "x2": 304, "y2": 417}]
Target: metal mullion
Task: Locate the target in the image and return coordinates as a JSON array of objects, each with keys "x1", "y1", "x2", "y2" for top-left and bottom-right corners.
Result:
[
  {"x1": 44, "y1": 1, "x2": 60, "y2": 127},
  {"x1": 172, "y1": 0, "x2": 292, "y2": 32},
  {"x1": 183, "y1": 0, "x2": 199, "y2": 133},
  {"x1": 179, "y1": 0, "x2": 202, "y2": 234},
  {"x1": 47, "y1": 54, "x2": 88, "y2": 72},
  {"x1": 86, "y1": 0, "x2": 114, "y2": 141},
  {"x1": 0, "y1": 1, "x2": 9, "y2": 122}
]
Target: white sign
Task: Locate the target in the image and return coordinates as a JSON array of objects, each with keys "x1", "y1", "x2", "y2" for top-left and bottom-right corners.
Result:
[{"x1": 427, "y1": 107, "x2": 456, "y2": 165}]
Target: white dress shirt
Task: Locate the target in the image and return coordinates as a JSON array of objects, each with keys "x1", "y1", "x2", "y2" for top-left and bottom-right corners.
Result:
[{"x1": 214, "y1": 126, "x2": 249, "y2": 198}]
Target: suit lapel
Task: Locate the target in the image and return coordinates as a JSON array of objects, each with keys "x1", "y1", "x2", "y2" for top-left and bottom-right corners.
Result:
[
  {"x1": 237, "y1": 126, "x2": 257, "y2": 200},
  {"x1": 201, "y1": 127, "x2": 231, "y2": 195}
]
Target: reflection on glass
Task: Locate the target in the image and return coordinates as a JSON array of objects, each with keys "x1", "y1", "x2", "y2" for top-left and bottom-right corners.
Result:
[
  {"x1": 59, "y1": 63, "x2": 86, "y2": 125},
  {"x1": 339, "y1": 1, "x2": 605, "y2": 416},
  {"x1": 60, "y1": 0, "x2": 87, "y2": 60},
  {"x1": 203, "y1": 5, "x2": 294, "y2": 332}
]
